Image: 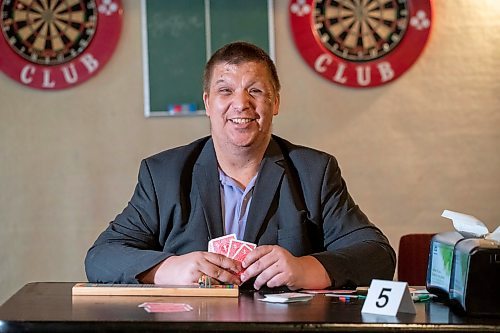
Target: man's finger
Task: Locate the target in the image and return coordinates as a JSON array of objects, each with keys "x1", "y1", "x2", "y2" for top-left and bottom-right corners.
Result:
[
  {"x1": 202, "y1": 252, "x2": 243, "y2": 284},
  {"x1": 256, "y1": 269, "x2": 293, "y2": 290},
  {"x1": 204, "y1": 252, "x2": 243, "y2": 273},
  {"x1": 240, "y1": 251, "x2": 277, "y2": 283},
  {"x1": 241, "y1": 245, "x2": 273, "y2": 268},
  {"x1": 252, "y1": 263, "x2": 281, "y2": 289}
]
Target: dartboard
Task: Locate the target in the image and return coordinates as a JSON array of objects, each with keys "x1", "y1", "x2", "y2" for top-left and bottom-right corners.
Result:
[
  {"x1": 313, "y1": 0, "x2": 409, "y2": 62},
  {"x1": 0, "y1": 0, "x2": 122, "y2": 90},
  {"x1": 1, "y1": 0, "x2": 97, "y2": 65},
  {"x1": 289, "y1": 0, "x2": 432, "y2": 88}
]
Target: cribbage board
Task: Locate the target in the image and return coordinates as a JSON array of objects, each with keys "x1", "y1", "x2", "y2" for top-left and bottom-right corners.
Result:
[{"x1": 72, "y1": 283, "x2": 238, "y2": 297}]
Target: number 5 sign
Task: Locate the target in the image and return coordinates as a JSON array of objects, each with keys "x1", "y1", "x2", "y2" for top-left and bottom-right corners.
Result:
[{"x1": 361, "y1": 280, "x2": 416, "y2": 316}]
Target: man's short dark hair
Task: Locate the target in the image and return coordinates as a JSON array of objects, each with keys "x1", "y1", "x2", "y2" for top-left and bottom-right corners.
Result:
[{"x1": 203, "y1": 41, "x2": 280, "y2": 94}]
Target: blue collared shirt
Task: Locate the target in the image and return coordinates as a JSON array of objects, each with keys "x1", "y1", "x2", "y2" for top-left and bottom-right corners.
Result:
[{"x1": 219, "y1": 168, "x2": 258, "y2": 240}]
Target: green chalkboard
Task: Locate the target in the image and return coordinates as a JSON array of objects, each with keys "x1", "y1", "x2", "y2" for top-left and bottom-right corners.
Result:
[{"x1": 141, "y1": 0, "x2": 274, "y2": 117}]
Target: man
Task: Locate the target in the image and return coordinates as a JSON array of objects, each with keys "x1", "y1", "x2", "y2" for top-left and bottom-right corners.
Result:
[{"x1": 85, "y1": 42, "x2": 395, "y2": 290}]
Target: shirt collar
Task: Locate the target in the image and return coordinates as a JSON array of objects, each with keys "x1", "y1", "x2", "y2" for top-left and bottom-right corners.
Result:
[{"x1": 218, "y1": 167, "x2": 259, "y2": 192}]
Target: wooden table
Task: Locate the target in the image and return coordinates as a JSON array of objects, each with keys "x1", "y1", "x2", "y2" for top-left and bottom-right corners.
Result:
[{"x1": 0, "y1": 282, "x2": 499, "y2": 332}]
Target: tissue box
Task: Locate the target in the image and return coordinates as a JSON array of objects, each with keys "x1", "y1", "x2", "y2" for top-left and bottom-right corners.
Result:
[
  {"x1": 426, "y1": 231, "x2": 500, "y2": 316},
  {"x1": 426, "y1": 231, "x2": 463, "y2": 298},
  {"x1": 449, "y1": 237, "x2": 500, "y2": 316}
]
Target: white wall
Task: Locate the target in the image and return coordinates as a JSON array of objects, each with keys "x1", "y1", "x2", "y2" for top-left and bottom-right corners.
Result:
[{"x1": 1, "y1": 0, "x2": 499, "y2": 304}]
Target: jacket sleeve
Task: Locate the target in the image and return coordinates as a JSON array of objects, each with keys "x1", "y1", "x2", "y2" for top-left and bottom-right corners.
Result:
[
  {"x1": 84, "y1": 159, "x2": 172, "y2": 283},
  {"x1": 310, "y1": 156, "x2": 396, "y2": 288}
]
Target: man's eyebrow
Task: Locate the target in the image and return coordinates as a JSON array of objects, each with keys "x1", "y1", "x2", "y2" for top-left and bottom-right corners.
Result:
[{"x1": 214, "y1": 78, "x2": 227, "y2": 85}]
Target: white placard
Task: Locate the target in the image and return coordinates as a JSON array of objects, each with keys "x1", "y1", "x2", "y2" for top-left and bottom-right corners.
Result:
[{"x1": 361, "y1": 279, "x2": 416, "y2": 316}]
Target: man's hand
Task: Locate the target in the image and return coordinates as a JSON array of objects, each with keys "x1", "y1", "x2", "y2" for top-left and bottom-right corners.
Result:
[
  {"x1": 239, "y1": 245, "x2": 331, "y2": 290},
  {"x1": 141, "y1": 251, "x2": 243, "y2": 285}
]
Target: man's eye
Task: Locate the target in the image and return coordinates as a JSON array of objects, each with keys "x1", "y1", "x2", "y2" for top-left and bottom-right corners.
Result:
[
  {"x1": 219, "y1": 88, "x2": 231, "y2": 94},
  {"x1": 250, "y1": 88, "x2": 262, "y2": 94}
]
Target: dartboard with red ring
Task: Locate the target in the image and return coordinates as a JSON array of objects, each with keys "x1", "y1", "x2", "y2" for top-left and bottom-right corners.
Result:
[
  {"x1": 289, "y1": 0, "x2": 432, "y2": 88},
  {"x1": 0, "y1": 0, "x2": 122, "y2": 90}
]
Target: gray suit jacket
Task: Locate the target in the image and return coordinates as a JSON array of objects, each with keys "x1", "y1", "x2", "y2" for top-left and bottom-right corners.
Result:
[{"x1": 85, "y1": 135, "x2": 396, "y2": 287}]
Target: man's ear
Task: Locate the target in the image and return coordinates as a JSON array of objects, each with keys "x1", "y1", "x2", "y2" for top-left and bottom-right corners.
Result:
[
  {"x1": 203, "y1": 92, "x2": 210, "y2": 116},
  {"x1": 273, "y1": 93, "x2": 280, "y2": 116}
]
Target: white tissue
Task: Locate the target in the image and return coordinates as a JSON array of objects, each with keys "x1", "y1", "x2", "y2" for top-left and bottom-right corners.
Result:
[
  {"x1": 441, "y1": 210, "x2": 490, "y2": 238},
  {"x1": 485, "y1": 226, "x2": 500, "y2": 242}
]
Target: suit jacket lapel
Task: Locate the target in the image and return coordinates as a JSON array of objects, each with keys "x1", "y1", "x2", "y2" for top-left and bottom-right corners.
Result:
[
  {"x1": 193, "y1": 138, "x2": 224, "y2": 239},
  {"x1": 244, "y1": 138, "x2": 285, "y2": 244}
]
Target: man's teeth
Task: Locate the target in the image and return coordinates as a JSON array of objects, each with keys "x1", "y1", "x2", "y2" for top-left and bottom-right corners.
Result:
[{"x1": 231, "y1": 118, "x2": 253, "y2": 124}]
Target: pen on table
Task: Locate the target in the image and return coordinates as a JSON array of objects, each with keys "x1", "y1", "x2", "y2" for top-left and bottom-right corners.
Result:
[{"x1": 326, "y1": 294, "x2": 367, "y2": 300}]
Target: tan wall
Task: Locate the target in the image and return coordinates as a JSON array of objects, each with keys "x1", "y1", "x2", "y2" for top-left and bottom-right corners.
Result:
[{"x1": 1, "y1": 1, "x2": 499, "y2": 303}]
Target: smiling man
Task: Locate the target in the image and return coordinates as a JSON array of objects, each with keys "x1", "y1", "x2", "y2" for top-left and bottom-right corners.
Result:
[{"x1": 85, "y1": 42, "x2": 396, "y2": 290}]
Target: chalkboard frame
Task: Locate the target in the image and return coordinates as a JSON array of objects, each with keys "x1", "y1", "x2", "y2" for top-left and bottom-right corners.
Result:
[{"x1": 141, "y1": 0, "x2": 275, "y2": 117}]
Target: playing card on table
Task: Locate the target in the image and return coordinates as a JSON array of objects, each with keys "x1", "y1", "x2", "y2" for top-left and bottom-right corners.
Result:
[
  {"x1": 227, "y1": 239, "x2": 257, "y2": 259},
  {"x1": 258, "y1": 293, "x2": 313, "y2": 303},
  {"x1": 208, "y1": 234, "x2": 236, "y2": 256},
  {"x1": 139, "y1": 302, "x2": 193, "y2": 313}
]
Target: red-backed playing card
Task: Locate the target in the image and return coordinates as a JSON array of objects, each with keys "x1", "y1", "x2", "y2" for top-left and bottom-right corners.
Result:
[
  {"x1": 208, "y1": 234, "x2": 236, "y2": 256},
  {"x1": 228, "y1": 239, "x2": 257, "y2": 259},
  {"x1": 233, "y1": 244, "x2": 254, "y2": 262}
]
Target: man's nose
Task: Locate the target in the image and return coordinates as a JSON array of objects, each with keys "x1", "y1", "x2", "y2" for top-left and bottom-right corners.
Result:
[{"x1": 232, "y1": 90, "x2": 251, "y2": 111}]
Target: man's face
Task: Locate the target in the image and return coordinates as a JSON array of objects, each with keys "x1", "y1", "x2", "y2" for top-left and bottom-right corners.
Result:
[{"x1": 203, "y1": 61, "x2": 280, "y2": 150}]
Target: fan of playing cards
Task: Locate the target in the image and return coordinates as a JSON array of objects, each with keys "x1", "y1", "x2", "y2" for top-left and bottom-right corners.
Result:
[{"x1": 208, "y1": 234, "x2": 256, "y2": 262}]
